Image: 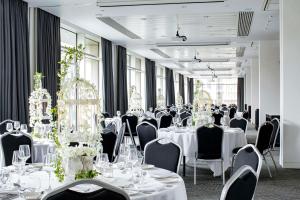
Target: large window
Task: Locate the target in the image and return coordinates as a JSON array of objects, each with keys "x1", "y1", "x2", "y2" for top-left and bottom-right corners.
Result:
[
  {"x1": 194, "y1": 78, "x2": 238, "y2": 105},
  {"x1": 156, "y1": 65, "x2": 166, "y2": 106},
  {"x1": 60, "y1": 26, "x2": 103, "y2": 109},
  {"x1": 184, "y1": 76, "x2": 188, "y2": 103},
  {"x1": 127, "y1": 52, "x2": 146, "y2": 110},
  {"x1": 174, "y1": 72, "x2": 180, "y2": 102}
]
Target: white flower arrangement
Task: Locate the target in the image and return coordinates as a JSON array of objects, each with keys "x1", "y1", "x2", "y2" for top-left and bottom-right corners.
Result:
[
  {"x1": 128, "y1": 85, "x2": 143, "y2": 113},
  {"x1": 29, "y1": 73, "x2": 53, "y2": 129}
]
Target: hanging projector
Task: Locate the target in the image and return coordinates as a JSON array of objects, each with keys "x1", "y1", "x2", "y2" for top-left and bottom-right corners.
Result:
[{"x1": 176, "y1": 30, "x2": 187, "y2": 42}]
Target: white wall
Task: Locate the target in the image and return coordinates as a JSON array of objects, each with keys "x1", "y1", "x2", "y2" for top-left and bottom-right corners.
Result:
[
  {"x1": 245, "y1": 66, "x2": 252, "y2": 108},
  {"x1": 280, "y1": 0, "x2": 300, "y2": 168},
  {"x1": 251, "y1": 58, "x2": 259, "y2": 124},
  {"x1": 259, "y1": 40, "x2": 280, "y2": 126}
]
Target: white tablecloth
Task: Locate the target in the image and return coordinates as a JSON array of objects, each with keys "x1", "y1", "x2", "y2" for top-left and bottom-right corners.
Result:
[
  {"x1": 5, "y1": 166, "x2": 187, "y2": 200},
  {"x1": 158, "y1": 127, "x2": 247, "y2": 176}
]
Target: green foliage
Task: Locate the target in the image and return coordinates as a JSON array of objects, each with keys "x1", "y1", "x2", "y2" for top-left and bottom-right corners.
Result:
[
  {"x1": 75, "y1": 170, "x2": 100, "y2": 180},
  {"x1": 54, "y1": 156, "x2": 65, "y2": 182}
]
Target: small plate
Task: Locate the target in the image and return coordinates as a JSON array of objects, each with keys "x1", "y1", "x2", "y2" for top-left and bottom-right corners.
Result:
[{"x1": 141, "y1": 164, "x2": 155, "y2": 170}]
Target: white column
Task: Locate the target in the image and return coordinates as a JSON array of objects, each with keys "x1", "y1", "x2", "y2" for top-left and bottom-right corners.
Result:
[
  {"x1": 280, "y1": 0, "x2": 300, "y2": 168},
  {"x1": 259, "y1": 40, "x2": 280, "y2": 126},
  {"x1": 251, "y1": 58, "x2": 259, "y2": 124},
  {"x1": 245, "y1": 66, "x2": 252, "y2": 109}
]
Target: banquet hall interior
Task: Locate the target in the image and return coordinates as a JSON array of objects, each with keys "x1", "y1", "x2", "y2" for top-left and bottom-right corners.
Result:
[{"x1": 1, "y1": 0, "x2": 300, "y2": 199}]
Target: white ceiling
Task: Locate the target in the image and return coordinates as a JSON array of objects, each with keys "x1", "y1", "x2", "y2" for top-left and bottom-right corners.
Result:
[{"x1": 25, "y1": 0, "x2": 279, "y2": 78}]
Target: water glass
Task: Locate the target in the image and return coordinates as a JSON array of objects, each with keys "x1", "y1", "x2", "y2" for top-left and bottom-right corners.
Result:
[
  {"x1": 43, "y1": 153, "x2": 55, "y2": 191},
  {"x1": 6, "y1": 123, "x2": 13, "y2": 132},
  {"x1": 12, "y1": 151, "x2": 24, "y2": 200},
  {"x1": 20, "y1": 124, "x2": 27, "y2": 133},
  {"x1": 116, "y1": 111, "x2": 121, "y2": 117},
  {"x1": 19, "y1": 145, "x2": 31, "y2": 164},
  {"x1": 14, "y1": 121, "x2": 20, "y2": 131}
]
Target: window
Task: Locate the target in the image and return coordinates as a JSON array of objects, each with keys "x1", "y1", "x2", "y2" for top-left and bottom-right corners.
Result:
[
  {"x1": 174, "y1": 72, "x2": 180, "y2": 102},
  {"x1": 156, "y1": 65, "x2": 166, "y2": 106},
  {"x1": 193, "y1": 78, "x2": 238, "y2": 105},
  {"x1": 184, "y1": 76, "x2": 188, "y2": 103},
  {"x1": 127, "y1": 52, "x2": 146, "y2": 110},
  {"x1": 60, "y1": 25, "x2": 103, "y2": 110}
]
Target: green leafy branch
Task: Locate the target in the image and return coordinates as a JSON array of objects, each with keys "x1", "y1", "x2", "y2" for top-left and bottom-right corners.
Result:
[{"x1": 75, "y1": 170, "x2": 100, "y2": 180}]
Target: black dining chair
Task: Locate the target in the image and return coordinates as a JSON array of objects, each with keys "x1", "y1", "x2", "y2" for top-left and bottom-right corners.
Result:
[
  {"x1": 220, "y1": 166, "x2": 258, "y2": 200},
  {"x1": 113, "y1": 123, "x2": 126, "y2": 162},
  {"x1": 169, "y1": 110, "x2": 177, "y2": 117},
  {"x1": 159, "y1": 114, "x2": 173, "y2": 128},
  {"x1": 101, "y1": 131, "x2": 117, "y2": 162},
  {"x1": 136, "y1": 122, "x2": 157, "y2": 151},
  {"x1": 229, "y1": 117, "x2": 248, "y2": 133},
  {"x1": 0, "y1": 119, "x2": 15, "y2": 134},
  {"x1": 194, "y1": 125, "x2": 225, "y2": 185},
  {"x1": 155, "y1": 111, "x2": 167, "y2": 119},
  {"x1": 229, "y1": 107, "x2": 236, "y2": 119},
  {"x1": 41, "y1": 179, "x2": 130, "y2": 200},
  {"x1": 242, "y1": 111, "x2": 249, "y2": 120},
  {"x1": 232, "y1": 144, "x2": 262, "y2": 177},
  {"x1": 179, "y1": 111, "x2": 191, "y2": 120},
  {"x1": 212, "y1": 112, "x2": 223, "y2": 126},
  {"x1": 102, "y1": 112, "x2": 111, "y2": 118},
  {"x1": 270, "y1": 118, "x2": 280, "y2": 150},
  {"x1": 0, "y1": 131, "x2": 33, "y2": 166},
  {"x1": 144, "y1": 138, "x2": 182, "y2": 173},
  {"x1": 142, "y1": 117, "x2": 158, "y2": 129}
]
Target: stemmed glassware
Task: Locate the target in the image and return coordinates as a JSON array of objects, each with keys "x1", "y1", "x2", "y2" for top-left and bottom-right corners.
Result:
[
  {"x1": 116, "y1": 111, "x2": 121, "y2": 117},
  {"x1": 12, "y1": 151, "x2": 25, "y2": 200},
  {"x1": 6, "y1": 123, "x2": 13, "y2": 132},
  {"x1": 20, "y1": 124, "x2": 28, "y2": 133},
  {"x1": 19, "y1": 145, "x2": 31, "y2": 165},
  {"x1": 14, "y1": 121, "x2": 20, "y2": 131}
]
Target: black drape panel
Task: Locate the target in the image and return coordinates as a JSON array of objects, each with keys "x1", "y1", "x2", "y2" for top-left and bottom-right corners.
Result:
[
  {"x1": 179, "y1": 74, "x2": 185, "y2": 104},
  {"x1": 165, "y1": 68, "x2": 175, "y2": 106},
  {"x1": 145, "y1": 58, "x2": 156, "y2": 110},
  {"x1": 116, "y1": 46, "x2": 128, "y2": 114},
  {"x1": 0, "y1": 0, "x2": 30, "y2": 124},
  {"x1": 37, "y1": 9, "x2": 61, "y2": 107},
  {"x1": 187, "y1": 78, "x2": 194, "y2": 104},
  {"x1": 237, "y1": 77, "x2": 245, "y2": 112},
  {"x1": 102, "y1": 38, "x2": 115, "y2": 116}
]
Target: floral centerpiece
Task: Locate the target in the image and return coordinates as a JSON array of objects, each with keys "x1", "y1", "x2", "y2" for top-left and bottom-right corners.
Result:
[
  {"x1": 53, "y1": 45, "x2": 103, "y2": 182},
  {"x1": 128, "y1": 85, "x2": 143, "y2": 115},
  {"x1": 29, "y1": 72, "x2": 53, "y2": 138},
  {"x1": 176, "y1": 92, "x2": 183, "y2": 109}
]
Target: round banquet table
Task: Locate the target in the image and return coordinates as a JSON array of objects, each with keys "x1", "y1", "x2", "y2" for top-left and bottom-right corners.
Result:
[
  {"x1": 158, "y1": 126, "x2": 247, "y2": 176},
  {"x1": 2, "y1": 166, "x2": 187, "y2": 200}
]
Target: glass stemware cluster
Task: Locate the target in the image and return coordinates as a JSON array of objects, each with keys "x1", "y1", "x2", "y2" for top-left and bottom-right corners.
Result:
[{"x1": 6, "y1": 121, "x2": 27, "y2": 133}]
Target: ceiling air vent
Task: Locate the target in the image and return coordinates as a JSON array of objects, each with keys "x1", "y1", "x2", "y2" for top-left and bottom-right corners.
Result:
[
  {"x1": 97, "y1": 17, "x2": 142, "y2": 39},
  {"x1": 238, "y1": 11, "x2": 254, "y2": 37},
  {"x1": 150, "y1": 48, "x2": 171, "y2": 58}
]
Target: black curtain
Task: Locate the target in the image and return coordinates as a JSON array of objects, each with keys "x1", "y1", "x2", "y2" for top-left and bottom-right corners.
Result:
[
  {"x1": 101, "y1": 38, "x2": 115, "y2": 116},
  {"x1": 0, "y1": 0, "x2": 30, "y2": 123},
  {"x1": 187, "y1": 78, "x2": 194, "y2": 104},
  {"x1": 145, "y1": 59, "x2": 156, "y2": 110},
  {"x1": 165, "y1": 68, "x2": 175, "y2": 106},
  {"x1": 179, "y1": 74, "x2": 185, "y2": 104},
  {"x1": 116, "y1": 46, "x2": 128, "y2": 114},
  {"x1": 237, "y1": 77, "x2": 245, "y2": 111},
  {"x1": 37, "y1": 8, "x2": 61, "y2": 107}
]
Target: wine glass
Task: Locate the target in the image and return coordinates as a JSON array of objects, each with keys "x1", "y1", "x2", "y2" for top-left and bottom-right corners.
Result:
[
  {"x1": 14, "y1": 121, "x2": 20, "y2": 131},
  {"x1": 19, "y1": 145, "x2": 31, "y2": 165},
  {"x1": 12, "y1": 151, "x2": 24, "y2": 200},
  {"x1": 116, "y1": 111, "x2": 121, "y2": 117},
  {"x1": 187, "y1": 117, "x2": 192, "y2": 128},
  {"x1": 6, "y1": 123, "x2": 13, "y2": 132},
  {"x1": 20, "y1": 124, "x2": 27, "y2": 134},
  {"x1": 43, "y1": 153, "x2": 55, "y2": 191},
  {"x1": 0, "y1": 168, "x2": 10, "y2": 190}
]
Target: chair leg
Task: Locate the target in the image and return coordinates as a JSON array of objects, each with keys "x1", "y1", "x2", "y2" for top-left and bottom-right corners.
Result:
[
  {"x1": 269, "y1": 150, "x2": 278, "y2": 172},
  {"x1": 263, "y1": 154, "x2": 272, "y2": 178},
  {"x1": 222, "y1": 160, "x2": 225, "y2": 185},
  {"x1": 194, "y1": 157, "x2": 197, "y2": 185}
]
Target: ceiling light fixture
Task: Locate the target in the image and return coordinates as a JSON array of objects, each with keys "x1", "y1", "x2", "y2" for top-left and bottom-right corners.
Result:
[{"x1": 175, "y1": 15, "x2": 187, "y2": 42}]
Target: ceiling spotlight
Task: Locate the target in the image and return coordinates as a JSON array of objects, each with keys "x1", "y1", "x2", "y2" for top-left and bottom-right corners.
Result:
[{"x1": 176, "y1": 30, "x2": 187, "y2": 42}]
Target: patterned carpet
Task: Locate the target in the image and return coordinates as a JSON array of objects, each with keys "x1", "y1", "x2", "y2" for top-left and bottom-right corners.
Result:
[{"x1": 182, "y1": 125, "x2": 300, "y2": 200}]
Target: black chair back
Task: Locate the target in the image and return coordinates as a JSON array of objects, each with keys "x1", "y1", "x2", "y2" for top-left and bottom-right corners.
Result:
[
  {"x1": 242, "y1": 111, "x2": 249, "y2": 120},
  {"x1": 196, "y1": 125, "x2": 223, "y2": 159},
  {"x1": 229, "y1": 107, "x2": 236, "y2": 119},
  {"x1": 142, "y1": 118, "x2": 158, "y2": 129},
  {"x1": 121, "y1": 114, "x2": 138, "y2": 136},
  {"x1": 270, "y1": 118, "x2": 280, "y2": 149},
  {"x1": 232, "y1": 144, "x2": 262, "y2": 176},
  {"x1": 159, "y1": 115, "x2": 173, "y2": 128},
  {"x1": 42, "y1": 179, "x2": 129, "y2": 200},
  {"x1": 169, "y1": 110, "x2": 177, "y2": 117},
  {"x1": 136, "y1": 122, "x2": 157, "y2": 151},
  {"x1": 212, "y1": 113, "x2": 223, "y2": 126},
  {"x1": 255, "y1": 122, "x2": 274, "y2": 154},
  {"x1": 221, "y1": 166, "x2": 257, "y2": 200},
  {"x1": 0, "y1": 132, "x2": 33, "y2": 166},
  {"x1": 144, "y1": 138, "x2": 181, "y2": 173},
  {"x1": 229, "y1": 118, "x2": 248, "y2": 133},
  {"x1": 179, "y1": 111, "x2": 191, "y2": 120},
  {"x1": 101, "y1": 131, "x2": 117, "y2": 162},
  {"x1": 113, "y1": 123, "x2": 125, "y2": 161},
  {"x1": 102, "y1": 112, "x2": 111, "y2": 118}
]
